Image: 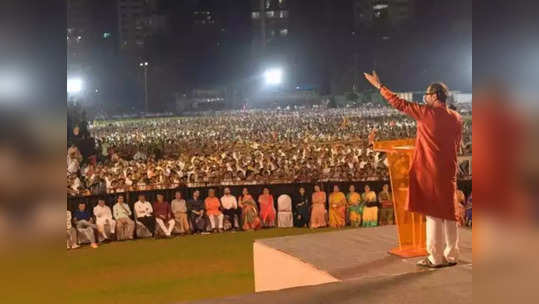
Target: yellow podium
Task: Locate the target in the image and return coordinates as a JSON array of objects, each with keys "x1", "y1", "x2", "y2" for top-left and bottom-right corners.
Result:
[{"x1": 374, "y1": 139, "x2": 427, "y2": 258}]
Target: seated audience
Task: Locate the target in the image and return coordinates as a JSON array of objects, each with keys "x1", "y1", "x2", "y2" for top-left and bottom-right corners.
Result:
[
  {"x1": 171, "y1": 191, "x2": 190, "y2": 235},
  {"x1": 205, "y1": 189, "x2": 224, "y2": 233},
  {"x1": 465, "y1": 192, "x2": 472, "y2": 226},
  {"x1": 221, "y1": 187, "x2": 241, "y2": 230},
  {"x1": 329, "y1": 185, "x2": 346, "y2": 228},
  {"x1": 258, "y1": 188, "x2": 276, "y2": 228},
  {"x1": 455, "y1": 189, "x2": 466, "y2": 227},
  {"x1": 66, "y1": 210, "x2": 79, "y2": 249},
  {"x1": 310, "y1": 185, "x2": 327, "y2": 228},
  {"x1": 134, "y1": 194, "x2": 156, "y2": 235},
  {"x1": 361, "y1": 185, "x2": 378, "y2": 227},
  {"x1": 113, "y1": 195, "x2": 135, "y2": 240},
  {"x1": 72, "y1": 202, "x2": 98, "y2": 248},
  {"x1": 347, "y1": 185, "x2": 362, "y2": 227},
  {"x1": 153, "y1": 193, "x2": 175, "y2": 237},
  {"x1": 188, "y1": 190, "x2": 207, "y2": 233},
  {"x1": 93, "y1": 198, "x2": 116, "y2": 240},
  {"x1": 378, "y1": 184, "x2": 394, "y2": 225},
  {"x1": 292, "y1": 186, "x2": 310, "y2": 227},
  {"x1": 238, "y1": 188, "x2": 260, "y2": 230}
]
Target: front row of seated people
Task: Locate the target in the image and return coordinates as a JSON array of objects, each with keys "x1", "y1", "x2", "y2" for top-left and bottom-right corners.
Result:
[{"x1": 68, "y1": 184, "x2": 455, "y2": 249}]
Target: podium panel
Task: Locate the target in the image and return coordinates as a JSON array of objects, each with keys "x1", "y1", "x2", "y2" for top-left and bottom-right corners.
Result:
[{"x1": 374, "y1": 139, "x2": 427, "y2": 258}]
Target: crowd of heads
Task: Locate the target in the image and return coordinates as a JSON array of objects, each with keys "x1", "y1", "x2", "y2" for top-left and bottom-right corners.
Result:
[{"x1": 67, "y1": 105, "x2": 472, "y2": 196}]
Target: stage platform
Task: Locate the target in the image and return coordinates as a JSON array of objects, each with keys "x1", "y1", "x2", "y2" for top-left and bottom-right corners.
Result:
[{"x1": 190, "y1": 225, "x2": 472, "y2": 304}]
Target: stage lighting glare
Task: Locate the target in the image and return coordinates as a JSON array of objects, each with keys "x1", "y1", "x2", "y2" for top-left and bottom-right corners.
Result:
[
  {"x1": 264, "y1": 68, "x2": 283, "y2": 85},
  {"x1": 67, "y1": 78, "x2": 83, "y2": 94}
]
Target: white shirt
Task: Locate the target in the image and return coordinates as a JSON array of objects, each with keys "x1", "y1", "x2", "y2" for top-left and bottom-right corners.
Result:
[
  {"x1": 220, "y1": 194, "x2": 238, "y2": 210},
  {"x1": 93, "y1": 204, "x2": 113, "y2": 220},
  {"x1": 134, "y1": 200, "x2": 153, "y2": 218}
]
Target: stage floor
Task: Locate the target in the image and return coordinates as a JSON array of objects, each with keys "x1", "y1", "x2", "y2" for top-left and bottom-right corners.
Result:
[
  {"x1": 189, "y1": 225, "x2": 472, "y2": 304},
  {"x1": 257, "y1": 225, "x2": 472, "y2": 281}
]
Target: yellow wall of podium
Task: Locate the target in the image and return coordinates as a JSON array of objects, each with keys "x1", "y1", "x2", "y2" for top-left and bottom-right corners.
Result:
[{"x1": 374, "y1": 139, "x2": 428, "y2": 258}]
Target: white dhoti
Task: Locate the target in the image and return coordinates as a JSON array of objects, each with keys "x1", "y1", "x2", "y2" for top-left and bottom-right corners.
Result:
[
  {"x1": 208, "y1": 214, "x2": 224, "y2": 229},
  {"x1": 96, "y1": 217, "x2": 116, "y2": 236},
  {"x1": 426, "y1": 216, "x2": 460, "y2": 265},
  {"x1": 156, "y1": 218, "x2": 175, "y2": 236}
]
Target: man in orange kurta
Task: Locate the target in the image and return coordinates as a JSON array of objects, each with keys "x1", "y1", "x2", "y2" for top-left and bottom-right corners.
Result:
[
  {"x1": 365, "y1": 71, "x2": 463, "y2": 268},
  {"x1": 205, "y1": 188, "x2": 224, "y2": 232}
]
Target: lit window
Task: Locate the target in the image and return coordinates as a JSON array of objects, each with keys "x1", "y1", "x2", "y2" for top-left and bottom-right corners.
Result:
[
  {"x1": 265, "y1": 0, "x2": 271, "y2": 9},
  {"x1": 279, "y1": 10, "x2": 288, "y2": 18},
  {"x1": 266, "y1": 11, "x2": 274, "y2": 18},
  {"x1": 251, "y1": 11, "x2": 260, "y2": 19},
  {"x1": 280, "y1": 28, "x2": 288, "y2": 36},
  {"x1": 103, "y1": 32, "x2": 112, "y2": 39}
]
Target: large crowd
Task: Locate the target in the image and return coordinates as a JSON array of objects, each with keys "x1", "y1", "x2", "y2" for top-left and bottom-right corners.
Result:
[{"x1": 67, "y1": 106, "x2": 472, "y2": 196}]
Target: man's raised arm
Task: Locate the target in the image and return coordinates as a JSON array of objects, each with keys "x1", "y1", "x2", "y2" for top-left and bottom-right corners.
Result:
[{"x1": 364, "y1": 71, "x2": 425, "y2": 121}]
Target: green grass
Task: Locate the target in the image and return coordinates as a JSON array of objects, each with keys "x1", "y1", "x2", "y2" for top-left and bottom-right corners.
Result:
[{"x1": 65, "y1": 228, "x2": 340, "y2": 304}]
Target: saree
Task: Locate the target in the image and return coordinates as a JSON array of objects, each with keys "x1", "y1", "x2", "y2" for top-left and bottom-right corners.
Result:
[
  {"x1": 240, "y1": 195, "x2": 261, "y2": 230},
  {"x1": 310, "y1": 191, "x2": 327, "y2": 228},
  {"x1": 361, "y1": 192, "x2": 378, "y2": 227},
  {"x1": 258, "y1": 194, "x2": 276, "y2": 227},
  {"x1": 347, "y1": 192, "x2": 363, "y2": 227},
  {"x1": 329, "y1": 192, "x2": 346, "y2": 228}
]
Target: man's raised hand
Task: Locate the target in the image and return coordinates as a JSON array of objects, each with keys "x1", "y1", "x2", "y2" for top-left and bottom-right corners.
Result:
[{"x1": 364, "y1": 70, "x2": 382, "y2": 89}]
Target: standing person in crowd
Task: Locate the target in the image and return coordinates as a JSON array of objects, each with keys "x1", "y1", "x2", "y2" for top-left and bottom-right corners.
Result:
[
  {"x1": 221, "y1": 187, "x2": 241, "y2": 231},
  {"x1": 66, "y1": 210, "x2": 79, "y2": 249},
  {"x1": 93, "y1": 198, "x2": 116, "y2": 241},
  {"x1": 205, "y1": 189, "x2": 224, "y2": 233},
  {"x1": 292, "y1": 186, "x2": 310, "y2": 227},
  {"x1": 455, "y1": 188, "x2": 466, "y2": 227},
  {"x1": 361, "y1": 185, "x2": 378, "y2": 227},
  {"x1": 329, "y1": 185, "x2": 346, "y2": 228},
  {"x1": 134, "y1": 194, "x2": 156, "y2": 235},
  {"x1": 310, "y1": 185, "x2": 327, "y2": 228},
  {"x1": 347, "y1": 185, "x2": 363, "y2": 227},
  {"x1": 188, "y1": 190, "x2": 207, "y2": 233},
  {"x1": 378, "y1": 184, "x2": 394, "y2": 225},
  {"x1": 153, "y1": 193, "x2": 175, "y2": 237},
  {"x1": 258, "y1": 187, "x2": 276, "y2": 228},
  {"x1": 72, "y1": 202, "x2": 98, "y2": 248},
  {"x1": 238, "y1": 188, "x2": 260, "y2": 231},
  {"x1": 365, "y1": 71, "x2": 462, "y2": 268},
  {"x1": 113, "y1": 195, "x2": 135, "y2": 240},
  {"x1": 171, "y1": 191, "x2": 190, "y2": 235}
]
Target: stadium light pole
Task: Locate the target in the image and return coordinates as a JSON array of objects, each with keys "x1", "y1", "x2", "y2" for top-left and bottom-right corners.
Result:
[{"x1": 139, "y1": 61, "x2": 149, "y2": 113}]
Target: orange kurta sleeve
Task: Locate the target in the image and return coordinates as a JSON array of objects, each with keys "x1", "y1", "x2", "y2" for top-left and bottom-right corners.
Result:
[{"x1": 380, "y1": 87, "x2": 425, "y2": 121}]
